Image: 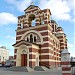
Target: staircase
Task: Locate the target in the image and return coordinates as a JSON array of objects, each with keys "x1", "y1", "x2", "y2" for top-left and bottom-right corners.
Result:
[
  {"x1": 34, "y1": 66, "x2": 49, "y2": 71},
  {"x1": 4, "y1": 66, "x2": 34, "y2": 72},
  {"x1": 4, "y1": 66, "x2": 62, "y2": 72}
]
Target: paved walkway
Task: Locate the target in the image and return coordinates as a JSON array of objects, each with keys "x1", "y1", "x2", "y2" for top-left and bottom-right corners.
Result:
[{"x1": 0, "y1": 67, "x2": 62, "y2": 75}]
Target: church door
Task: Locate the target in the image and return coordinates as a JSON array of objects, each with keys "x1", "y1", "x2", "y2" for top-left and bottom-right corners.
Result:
[{"x1": 21, "y1": 54, "x2": 27, "y2": 66}]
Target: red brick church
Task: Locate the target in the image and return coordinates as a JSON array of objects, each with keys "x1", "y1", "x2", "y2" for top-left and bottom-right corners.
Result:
[{"x1": 13, "y1": 5, "x2": 67, "y2": 68}]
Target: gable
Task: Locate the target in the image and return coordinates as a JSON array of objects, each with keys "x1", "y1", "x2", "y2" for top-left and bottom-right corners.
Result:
[
  {"x1": 12, "y1": 40, "x2": 32, "y2": 47},
  {"x1": 13, "y1": 40, "x2": 39, "y2": 47},
  {"x1": 24, "y1": 5, "x2": 40, "y2": 12}
]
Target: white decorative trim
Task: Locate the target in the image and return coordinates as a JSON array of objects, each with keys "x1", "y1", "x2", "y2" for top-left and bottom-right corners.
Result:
[
  {"x1": 43, "y1": 41, "x2": 53, "y2": 45},
  {"x1": 62, "y1": 71, "x2": 71, "y2": 73},
  {"x1": 29, "y1": 59, "x2": 36, "y2": 61},
  {"x1": 42, "y1": 35, "x2": 53, "y2": 40},
  {"x1": 41, "y1": 47, "x2": 53, "y2": 50},
  {"x1": 54, "y1": 51, "x2": 60, "y2": 54},
  {"x1": 54, "y1": 55, "x2": 60, "y2": 57},
  {"x1": 60, "y1": 45, "x2": 65, "y2": 47},
  {"x1": 32, "y1": 44, "x2": 39, "y2": 49},
  {"x1": 40, "y1": 59, "x2": 55, "y2": 62},
  {"x1": 36, "y1": 42, "x2": 43, "y2": 44},
  {"x1": 25, "y1": 21, "x2": 28, "y2": 22},
  {"x1": 25, "y1": 24, "x2": 28, "y2": 26},
  {"x1": 61, "y1": 65, "x2": 71, "y2": 67},
  {"x1": 27, "y1": 46, "x2": 32, "y2": 48},
  {"x1": 16, "y1": 35, "x2": 22, "y2": 37},
  {"x1": 29, "y1": 52, "x2": 36, "y2": 55},
  {"x1": 56, "y1": 60, "x2": 61, "y2": 62},
  {"x1": 59, "y1": 38, "x2": 63, "y2": 40},
  {"x1": 41, "y1": 53, "x2": 53, "y2": 56},
  {"x1": 60, "y1": 42, "x2": 64, "y2": 43},
  {"x1": 14, "y1": 41, "x2": 25, "y2": 47},
  {"x1": 39, "y1": 30, "x2": 48, "y2": 33},
  {"x1": 28, "y1": 46, "x2": 39, "y2": 49}
]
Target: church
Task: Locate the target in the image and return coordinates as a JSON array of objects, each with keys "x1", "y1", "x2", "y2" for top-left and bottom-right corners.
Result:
[{"x1": 13, "y1": 5, "x2": 67, "y2": 68}]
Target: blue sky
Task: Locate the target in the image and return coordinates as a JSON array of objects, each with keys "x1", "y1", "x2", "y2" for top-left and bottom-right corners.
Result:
[{"x1": 0, "y1": 0, "x2": 74, "y2": 57}]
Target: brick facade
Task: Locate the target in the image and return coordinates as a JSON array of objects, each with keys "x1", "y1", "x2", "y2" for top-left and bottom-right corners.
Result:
[{"x1": 13, "y1": 5, "x2": 68, "y2": 68}]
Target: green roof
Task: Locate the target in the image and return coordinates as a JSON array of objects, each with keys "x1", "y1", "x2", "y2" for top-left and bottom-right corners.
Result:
[{"x1": 51, "y1": 20, "x2": 57, "y2": 24}]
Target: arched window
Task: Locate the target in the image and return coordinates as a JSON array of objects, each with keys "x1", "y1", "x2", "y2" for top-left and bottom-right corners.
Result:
[
  {"x1": 40, "y1": 18, "x2": 44, "y2": 25},
  {"x1": 30, "y1": 34, "x2": 33, "y2": 43},
  {"x1": 27, "y1": 37, "x2": 29, "y2": 42},
  {"x1": 21, "y1": 23, "x2": 23, "y2": 28},
  {"x1": 28, "y1": 14, "x2": 35, "y2": 27},
  {"x1": 42, "y1": 19, "x2": 44, "y2": 24},
  {"x1": 34, "y1": 36, "x2": 36, "y2": 42},
  {"x1": 32, "y1": 20, "x2": 36, "y2": 26},
  {"x1": 48, "y1": 15, "x2": 50, "y2": 20},
  {"x1": 40, "y1": 18, "x2": 42, "y2": 25}
]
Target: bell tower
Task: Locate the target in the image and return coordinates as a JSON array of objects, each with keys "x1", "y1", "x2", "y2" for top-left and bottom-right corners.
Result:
[
  {"x1": 17, "y1": 5, "x2": 51, "y2": 30},
  {"x1": 13, "y1": 5, "x2": 68, "y2": 69}
]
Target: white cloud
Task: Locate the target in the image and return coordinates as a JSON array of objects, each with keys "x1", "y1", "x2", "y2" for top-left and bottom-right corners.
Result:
[
  {"x1": 68, "y1": 43, "x2": 73, "y2": 48},
  {"x1": 39, "y1": 0, "x2": 72, "y2": 21},
  {"x1": 5, "y1": 0, "x2": 74, "y2": 21},
  {"x1": 6, "y1": 0, "x2": 32, "y2": 12},
  {"x1": 67, "y1": 43, "x2": 75, "y2": 57},
  {"x1": 6, "y1": 35, "x2": 16, "y2": 41},
  {"x1": 0, "y1": 12, "x2": 17, "y2": 25}
]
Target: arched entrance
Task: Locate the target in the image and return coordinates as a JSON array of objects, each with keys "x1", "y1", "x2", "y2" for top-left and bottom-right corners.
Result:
[
  {"x1": 16, "y1": 45, "x2": 29, "y2": 67},
  {"x1": 28, "y1": 14, "x2": 35, "y2": 27},
  {"x1": 21, "y1": 50, "x2": 27, "y2": 66}
]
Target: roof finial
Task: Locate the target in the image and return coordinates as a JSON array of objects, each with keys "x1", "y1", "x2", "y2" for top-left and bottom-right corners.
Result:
[{"x1": 30, "y1": 2, "x2": 34, "y2": 5}]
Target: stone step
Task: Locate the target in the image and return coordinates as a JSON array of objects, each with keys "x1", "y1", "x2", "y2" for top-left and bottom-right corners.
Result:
[
  {"x1": 34, "y1": 66, "x2": 49, "y2": 71},
  {"x1": 41, "y1": 66, "x2": 50, "y2": 71},
  {"x1": 49, "y1": 67, "x2": 62, "y2": 71},
  {"x1": 5, "y1": 66, "x2": 34, "y2": 72},
  {"x1": 4, "y1": 66, "x2": 62, "y2": 72}
]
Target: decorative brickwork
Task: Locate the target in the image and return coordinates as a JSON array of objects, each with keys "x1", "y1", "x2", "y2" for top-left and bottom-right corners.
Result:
[
  {"x1": 61, "y1": 49, "x2": 72, "y2": 75},
  {"x1": 13, "y1": 5, "x2": 68, "y2": 68}
]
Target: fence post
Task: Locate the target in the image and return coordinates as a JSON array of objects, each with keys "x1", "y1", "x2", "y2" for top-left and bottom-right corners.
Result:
[{"x1": 61, "y1": 49, "x2": 72, "y2": 75}]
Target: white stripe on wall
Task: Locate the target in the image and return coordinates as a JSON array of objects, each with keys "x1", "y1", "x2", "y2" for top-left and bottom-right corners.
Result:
[{"x1": 62, "y1": 71, "x2": 71, "y2": 73}]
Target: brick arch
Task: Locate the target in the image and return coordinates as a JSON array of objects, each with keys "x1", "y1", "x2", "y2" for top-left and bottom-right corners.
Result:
[
  {"x1": 28, "y1": 14, "x2": 36, "y2": 27},
  {"x1": 18, "y1": 45, "x2": 29, "y2": 53},
  {"x1": 18, "y1": 45, "x2": 29, "y2": 67},
  {"x1": 21, "y1": 30, "x2": 43, "y2": 44}
]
